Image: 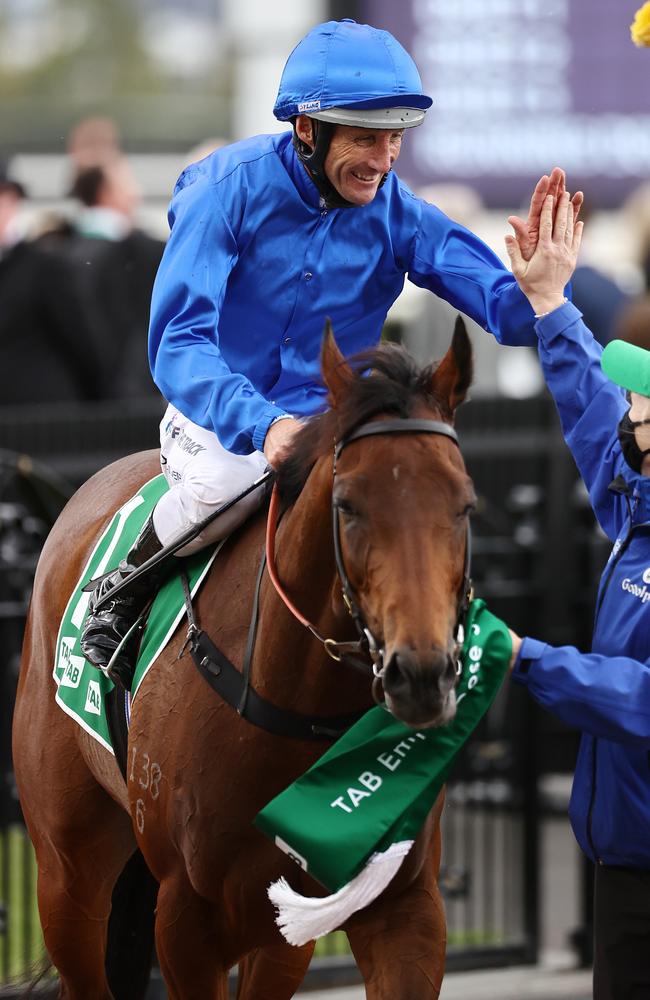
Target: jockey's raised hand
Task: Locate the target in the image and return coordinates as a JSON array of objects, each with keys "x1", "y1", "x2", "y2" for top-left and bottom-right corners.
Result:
[
  {"x1": 507, "y1": 167, "x2": 583, "y2": 262},
  {"x1": 504, "y1": 191, "x2": 584, "y2": 317}
]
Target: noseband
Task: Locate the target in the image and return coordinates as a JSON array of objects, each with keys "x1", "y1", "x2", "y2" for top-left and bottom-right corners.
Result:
[{"x1": 266, "y1": 417, "x2": 473, "y2": 679}]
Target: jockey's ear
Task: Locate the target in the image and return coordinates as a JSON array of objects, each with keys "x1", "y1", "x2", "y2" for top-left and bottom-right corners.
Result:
[
  {"x1": 321, "y1": 319, "x2": 353, "y2": 409},
  {"x1": 431, "y1": 316, "x2": 473, "y2": 417}
]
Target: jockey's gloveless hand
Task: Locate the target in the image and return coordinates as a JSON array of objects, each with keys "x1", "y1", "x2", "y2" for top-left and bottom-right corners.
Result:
[
  {"x1": 263, "y1": 417, "x2": 303, "y2": 468},
  {"x1": 507, "y1": 167, "x2": 584, "y2": 263}
]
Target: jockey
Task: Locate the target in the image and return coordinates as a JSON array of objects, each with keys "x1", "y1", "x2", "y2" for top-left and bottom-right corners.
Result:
[{"x1": 81, "y1": 18, "x2": 574, "y2": 688}]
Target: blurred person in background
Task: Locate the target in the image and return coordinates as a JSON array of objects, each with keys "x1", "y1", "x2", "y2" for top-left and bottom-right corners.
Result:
[
  {"x1": 615, "y1": 293, "x2": 650, "y2": 352},
  {"x1": 183, "y1": 137, "x2": 227, "y2": 168},
  {"x1": 569, "y1": 198, "x2": 631, "y2": 347},
  {"x1": 39, "y1": 155, "x2": 164, "y2": 399},
  {"x1": 0, "y1": 160, "x2": 104, "y2": 406},
  {"x1": 81, "y1": 18, "x2": 580, "y2": 687},
  {"x1": 506, "y1": 191, "x2": 650, "y2": 1000},
  {"x1": 66, "y1": 115, "x2": 122, "y2": 171},
  {"x1": 622, "y1": 179, "x2": 650, "y2": 292}
]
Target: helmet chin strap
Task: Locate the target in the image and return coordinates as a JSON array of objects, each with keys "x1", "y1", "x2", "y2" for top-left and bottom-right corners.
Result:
[{"x1": 292, "y1": 118, "x2": 389, "y2": 210}]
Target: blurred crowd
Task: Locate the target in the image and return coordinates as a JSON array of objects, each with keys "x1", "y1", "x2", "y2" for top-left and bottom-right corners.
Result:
[
  {"x1": 4, "y1": 116, "x2": 650, "y2": 408},
  {"x1": 0, "y1": 117, "x2": 165, "y2": 407}
]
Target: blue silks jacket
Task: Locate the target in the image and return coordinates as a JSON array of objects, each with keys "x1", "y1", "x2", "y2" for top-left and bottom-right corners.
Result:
[
  {"x1": 512, "y1": 301, "x2": 650, "y2": 868},
  {"x1": 148, "y1": 131, "x2": 537, "y2": 455}
]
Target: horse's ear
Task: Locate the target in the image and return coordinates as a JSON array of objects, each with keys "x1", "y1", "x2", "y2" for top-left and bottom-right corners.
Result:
[
  {"x1": 321, "y1": 319, "x2": 353, "y2": 409},
  {"x1": 431, "y1": 316, "x2": 473, "y2": 416}
]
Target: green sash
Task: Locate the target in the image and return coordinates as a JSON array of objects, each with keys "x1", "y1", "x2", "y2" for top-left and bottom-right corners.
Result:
[{"x1": 256, "y1": 599, "x2": 512, "y2": 893}]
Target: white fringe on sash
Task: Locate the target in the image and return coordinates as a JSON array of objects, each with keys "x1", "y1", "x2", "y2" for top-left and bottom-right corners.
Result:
[{"x1": 267, "y1": 840, "x2": 414, "y2": 947}]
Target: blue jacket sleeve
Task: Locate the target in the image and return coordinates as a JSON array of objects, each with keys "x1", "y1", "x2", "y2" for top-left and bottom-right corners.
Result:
[
  {"x1": 406, "y1": 202, "x2": 538, "y2": 347},
  {"x1": 148, "y1": 171, "x2": 287, "y2": 455},
  {"x1": 512, "y1": 637, "x2": 650, "y2": 747},
  {"x1": 533, "y1": 301, "x2": 629, "y2": 540}
]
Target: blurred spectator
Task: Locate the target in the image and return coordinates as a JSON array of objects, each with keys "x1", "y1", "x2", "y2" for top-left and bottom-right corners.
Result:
[
  {"x1": 614, "y1": 294, "x2": 650, "y2": 352},
  {"x1": 67, "y1": 115, "x2": 122, "y2": 170},
  {"x1": 0, "y1": 160, "x2": 104, "y2": 406},
  {"x1": 184, "y1": 137, "x2": 227, "y2": 168},
  {"x1": 38, "y1": 155, "x2": 164, "y2": 399},
  {"x1": 621, "y1": 180, "x2": 650, "y2": 292},
  {"x1": 570, "y1": 199, "x2": 630, "y2": 347}
]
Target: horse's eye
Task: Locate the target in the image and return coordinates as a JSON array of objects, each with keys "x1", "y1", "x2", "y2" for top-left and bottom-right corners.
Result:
[{"x1": 334, "y1": 498, "x2": 359, "y2": 519}]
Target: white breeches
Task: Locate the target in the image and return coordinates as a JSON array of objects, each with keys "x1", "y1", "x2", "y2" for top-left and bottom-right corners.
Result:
[{"x1": 152, "y1": 405, "x2": 269, "y2": 556}]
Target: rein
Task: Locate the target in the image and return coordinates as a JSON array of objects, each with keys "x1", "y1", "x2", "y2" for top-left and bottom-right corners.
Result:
[{"x1": 266, "y1": 417, "x2": 473, "y2": 680}]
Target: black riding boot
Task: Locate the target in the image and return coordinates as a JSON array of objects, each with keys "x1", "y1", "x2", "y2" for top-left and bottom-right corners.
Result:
[{"x1": 80, "y1": 513, "x2": 169, "y2": 690}]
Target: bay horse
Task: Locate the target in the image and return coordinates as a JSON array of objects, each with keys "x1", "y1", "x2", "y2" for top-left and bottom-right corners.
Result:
[{"x1": 13, "y1": 320, "x2": 474, "y2": 1000}]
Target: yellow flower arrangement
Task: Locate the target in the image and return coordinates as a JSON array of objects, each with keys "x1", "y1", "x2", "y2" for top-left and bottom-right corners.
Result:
[{"x1": 631, "y1": 1, "x2": 650, "y2": 46}]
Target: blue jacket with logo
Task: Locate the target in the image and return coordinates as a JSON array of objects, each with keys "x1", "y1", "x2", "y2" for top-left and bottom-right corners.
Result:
[
  {"x1": 148, "y1": 131, "x2": 537, "y2": 455},
  {"x1": 512, "y1": 300, "x2": 650, "y2": 868}
]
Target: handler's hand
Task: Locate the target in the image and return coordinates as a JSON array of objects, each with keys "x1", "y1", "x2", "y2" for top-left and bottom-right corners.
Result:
[
  {"x1": 509, "y1": 629, "x2": 522, "y2": 672},
  {"x1": 508, "y1": 167, "x2": 583, "y2": 262},
  {"x1": 263, "y1": 417, "x2": 302, "y2": 468},
  {"x1": 504, "y1": 191, "x2": 584, "y2": 316}
]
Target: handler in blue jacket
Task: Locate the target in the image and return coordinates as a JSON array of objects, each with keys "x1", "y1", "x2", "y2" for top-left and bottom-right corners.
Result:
[
  {"x1": 81, "y1": 18, "x2": 578, "y2": 686},
  {"x1": 506, "y1": 191, "x2": 650, "y2": 1000}
]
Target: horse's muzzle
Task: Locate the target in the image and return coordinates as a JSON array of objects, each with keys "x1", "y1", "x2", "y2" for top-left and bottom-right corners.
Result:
[{"x1": 380, "y1": 646, "x2": 458, "y2": 728}]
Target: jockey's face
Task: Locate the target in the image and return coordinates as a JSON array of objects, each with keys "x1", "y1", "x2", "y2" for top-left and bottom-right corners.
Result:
[
  {"x1": 295, "y1": 116, "x2": 404, "y2": 206},
  {"x1": 324, "y1": 124, "x2": 404, "y2": 206}
]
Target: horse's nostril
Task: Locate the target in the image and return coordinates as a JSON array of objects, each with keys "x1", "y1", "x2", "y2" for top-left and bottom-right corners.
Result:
[
  {"x1": 383, "y1": 651, "x2": 411, "y2": 696},
  {"x1": 383, "y1": 647, "x2": 456, "y2": 700}
]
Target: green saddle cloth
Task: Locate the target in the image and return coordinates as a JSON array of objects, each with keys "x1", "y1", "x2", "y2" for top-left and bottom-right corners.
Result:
[{"x1": 53, "y1": 475, "x2": 218, "y2": 753}]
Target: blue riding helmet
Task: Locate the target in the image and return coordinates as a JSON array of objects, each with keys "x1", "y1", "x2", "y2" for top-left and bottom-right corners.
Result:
[
  {"x1": 274, "y1": 20, "x2": 432, "y2": 209},
  {"x1": 274, "y1": 19, "x2": 432, "y2": 127}
]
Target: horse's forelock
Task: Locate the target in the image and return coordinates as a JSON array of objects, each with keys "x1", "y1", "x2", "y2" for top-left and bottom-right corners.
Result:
[{"x1": 275, "y1": 343, "x2": 446, "y2": 505}]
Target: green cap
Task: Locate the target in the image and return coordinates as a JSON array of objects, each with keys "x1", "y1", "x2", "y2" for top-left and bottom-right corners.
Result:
[{"x1": 601, "y1": 339, "x2": 650, "y2": 397}]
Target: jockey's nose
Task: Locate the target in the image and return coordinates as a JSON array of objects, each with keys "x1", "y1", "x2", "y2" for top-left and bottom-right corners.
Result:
[{"x1": 368, "y1": 136, "x2": 394, "y2": 175}]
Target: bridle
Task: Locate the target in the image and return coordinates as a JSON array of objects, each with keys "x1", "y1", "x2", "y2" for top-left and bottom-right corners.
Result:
[{"x1": 266, "y1": 417, "x2": 473, "y2": 681}]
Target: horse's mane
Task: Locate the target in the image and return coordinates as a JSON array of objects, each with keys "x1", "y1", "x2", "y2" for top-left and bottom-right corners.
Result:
[{"x1": 276, "y1": 342, "x2": 448, "y2": 505}]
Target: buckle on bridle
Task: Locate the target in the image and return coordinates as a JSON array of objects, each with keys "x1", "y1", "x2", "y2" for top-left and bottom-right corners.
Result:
[{"x1": 323, "y1": 638, "x2": 342, "y2": 662}]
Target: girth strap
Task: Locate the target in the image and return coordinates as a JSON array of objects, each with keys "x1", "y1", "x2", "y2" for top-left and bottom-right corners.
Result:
[{"x1": 189, "y1": 629, "x2": 366, "y2": 741}]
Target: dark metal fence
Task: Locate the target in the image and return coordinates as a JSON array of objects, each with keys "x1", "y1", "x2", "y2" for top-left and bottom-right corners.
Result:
[{"x1": 0, "y1": 394, "x2": 606, "y2": 991}]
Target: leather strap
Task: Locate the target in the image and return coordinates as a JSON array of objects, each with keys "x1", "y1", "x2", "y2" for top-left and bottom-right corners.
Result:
[{"x1": 189, "y1": 629, "x2": 366, "y2": 741}]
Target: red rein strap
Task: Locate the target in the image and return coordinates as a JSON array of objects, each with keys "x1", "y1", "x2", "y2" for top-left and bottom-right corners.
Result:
[
  {"x1": 265, "y1": 483, "x2": 321, "y2": 635},
  {"x1": 265, "y1": 485, "x2": 374, "y2": 670}
]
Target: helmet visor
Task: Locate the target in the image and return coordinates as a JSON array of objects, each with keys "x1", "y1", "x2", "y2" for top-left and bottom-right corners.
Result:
[{"x1": 308, "y1": 106, "x2": 426, "y2": 129}]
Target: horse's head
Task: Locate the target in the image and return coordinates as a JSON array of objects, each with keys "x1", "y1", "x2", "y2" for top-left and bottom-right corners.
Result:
[{"x1": 320, "y1": 319, "x2": 475, "y2": 728}]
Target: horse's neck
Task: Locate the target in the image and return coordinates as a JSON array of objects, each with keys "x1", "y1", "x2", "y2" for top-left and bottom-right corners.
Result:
[{"x1": 255, "y1": 458, "x2": 369, "y2": 715}]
